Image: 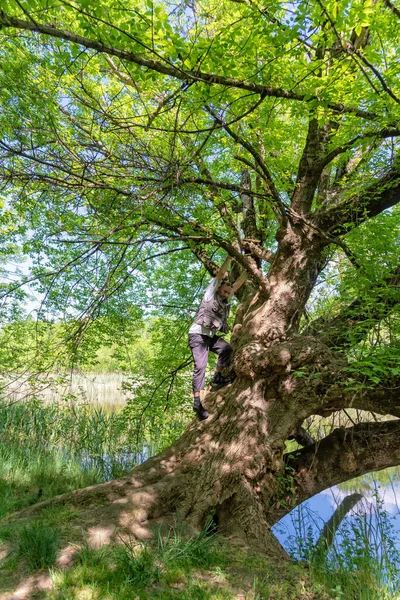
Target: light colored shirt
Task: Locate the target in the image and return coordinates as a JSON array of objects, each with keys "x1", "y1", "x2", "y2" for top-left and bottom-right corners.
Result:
[{"x1": 189, "y1": 278, "x2": 219, "y2": 337}]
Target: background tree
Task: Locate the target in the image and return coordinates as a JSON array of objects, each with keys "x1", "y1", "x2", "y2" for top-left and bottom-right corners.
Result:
[{"x1": 0, "y1": 0, "x2": 399, "y2": 553}]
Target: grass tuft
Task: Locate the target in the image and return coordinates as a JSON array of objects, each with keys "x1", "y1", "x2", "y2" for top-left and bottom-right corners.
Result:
[
  {"x1": 156, "y1": 521, "x2": 219, "y2": 569},
  {"x1": 116, "y1": 540, "x2": 160, "y2": 587},
  {"x1": 17, "y1": 521, "x2": 61, "y2": 571},
  {"x1": 287, "y1": 492, "x2": 400, "y2": 599}
]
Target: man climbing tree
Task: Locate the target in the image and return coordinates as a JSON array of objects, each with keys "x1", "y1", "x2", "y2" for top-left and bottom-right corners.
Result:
[
  {"x1": 189, "y1": 255, "x2": 247, "y2": 419},
  {"x1": 0, "y1": 0, "x2": 399, "y2": 559}
]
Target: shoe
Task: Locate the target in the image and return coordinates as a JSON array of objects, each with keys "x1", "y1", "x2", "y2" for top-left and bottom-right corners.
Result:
[
  {"x1": 288, "y1": 426, "x2": 315, "y2": 447},
  {"x1": 193, "y1": 398, "x2": 209, "y2": 420},
  {"x1": 211, "y1": 372, "x2": 233, "y2": 387}
]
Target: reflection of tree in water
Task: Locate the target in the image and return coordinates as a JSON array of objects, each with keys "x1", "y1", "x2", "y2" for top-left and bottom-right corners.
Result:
[
  {"x1": 284, "y1": 488, "x2": 400, "y2": 582},
  {"x1": 338, "y1": 465, "x2": 400, "y2": 495}
]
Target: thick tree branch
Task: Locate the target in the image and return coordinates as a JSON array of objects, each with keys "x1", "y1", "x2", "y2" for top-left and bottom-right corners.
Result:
[
  {"x1": 321, "y1": 377, "x2": 400, "y2": 419},
  {"x1": 278, "y1": 420, "x2": 400, "y2": 519},
  {"x1": 315, "y1": 167, "x2": 400, "y2": 234},
  {"x1": 240, "y1": 169, "x2": 260, "y2": 246},
  {"x1": 190, "y1": 248, "x2": 219, "y2": 278},
  {"x1": 241, "y1": 240, "x2": 275, "y2": 264},
  {"x1": 0, "y1": 12, "x2": 378, "y2": 120},
  {"x1": 279, "y1": 345, "x2": 400, "y2": 421},
  {"x1": 291, "y1": 117, "x2": 327, "y2": 214},
  {"x1": 303, "y1": 267, "x2": 400, "y2": 347},
  {"x1": 314, "y1": 493, "x2": 364, "y2": 554}
]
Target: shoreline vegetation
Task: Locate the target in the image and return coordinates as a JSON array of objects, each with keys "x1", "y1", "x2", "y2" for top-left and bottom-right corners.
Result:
[{"x1": 1, "y1": 396, "x2": 400, "y2": 599}]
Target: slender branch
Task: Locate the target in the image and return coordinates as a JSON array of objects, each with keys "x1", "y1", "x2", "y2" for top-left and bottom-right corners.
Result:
[
  {"x1": 0, "y1": 11, "x2": 378, "y2": 120},
  {"x1": 206, "y1": 107, "x2": 287, "y2": 220},
  {"x1": 320, "y1": 127, "x2": 400, "y2": 170},
  {"x1": 194, "y1": 158, "x2": 243, "y2": 242},
  {"x1": 315, "y1": 167, "x2": 400, "y2": 234},
  {"x1": 383, "y1": 0, "x2": 400, "y2": 18},
  {"x1": 354, "y1": 50, "x2": 400, "y2": 105}
]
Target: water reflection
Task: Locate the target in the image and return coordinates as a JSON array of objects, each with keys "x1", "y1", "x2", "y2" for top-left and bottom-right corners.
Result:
[
  {"x1": 80, "y1": 445, "x2": 151, "y2": 480},
  {"x1": 272, "y1": 468, "x2": 400, "y2": 559}
]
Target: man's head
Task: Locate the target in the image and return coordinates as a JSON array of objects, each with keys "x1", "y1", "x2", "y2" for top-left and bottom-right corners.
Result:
[{"x1": 217, "y1": 280, "x2": 233, "y2": 299}]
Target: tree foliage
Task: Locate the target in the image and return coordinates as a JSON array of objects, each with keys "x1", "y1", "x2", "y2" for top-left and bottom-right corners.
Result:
[{"x1": 0, "y1": 0, "x2": 399, "y2": 546}]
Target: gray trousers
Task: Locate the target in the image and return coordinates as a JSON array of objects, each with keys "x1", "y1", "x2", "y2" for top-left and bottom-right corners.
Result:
[{"x1": 188, "y1": 334, "x2": 233, "y2": 393}]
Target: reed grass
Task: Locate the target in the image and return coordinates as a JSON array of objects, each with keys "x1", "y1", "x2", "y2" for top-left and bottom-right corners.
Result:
[
  {"x1": 0, "y1": 397, "x2": 144, "y2": 519},
  {"x1": 0, "y1": 442, "x2": 104, "y2": 518},
  {"x1": 2, "y1": 372, "x2": 128, "y2": 408}
]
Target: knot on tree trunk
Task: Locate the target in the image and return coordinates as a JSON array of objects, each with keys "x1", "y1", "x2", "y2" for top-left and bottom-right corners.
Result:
[{"x1": 232, "y1": 335, "x2": 339, "y2": 380}]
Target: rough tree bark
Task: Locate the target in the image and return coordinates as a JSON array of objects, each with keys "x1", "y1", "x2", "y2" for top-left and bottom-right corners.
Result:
[{"x1": 15, "y1": 173, "x2": 400, "y2": 558}]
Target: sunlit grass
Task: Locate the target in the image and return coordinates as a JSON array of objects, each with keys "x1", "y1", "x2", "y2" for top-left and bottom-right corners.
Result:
[
  {"x1": 0, "y1": 442, "x2": 104, "y2": 518},
  {"x1": 0, "y1": 398, "x2": 143, "y2": 520},
  {"x1": 48, "y1": 527, "x2": 317, "y2": 600}
]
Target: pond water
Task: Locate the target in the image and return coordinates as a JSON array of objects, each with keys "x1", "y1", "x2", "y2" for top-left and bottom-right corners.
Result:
[
  {"x1": 272, "y1": 472, "x2": 400, "y2": 560},
  {"x1": 80, "y1": 446, "x2": 152, "y2": 480}
]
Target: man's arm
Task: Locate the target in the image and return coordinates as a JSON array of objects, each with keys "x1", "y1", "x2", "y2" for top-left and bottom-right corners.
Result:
[
  {"x1": 215, "y1": 256, "x2": 231, "y2": 282},
  {"x1": 232, "y1": 271, "x2": 248, "y2": 294}
]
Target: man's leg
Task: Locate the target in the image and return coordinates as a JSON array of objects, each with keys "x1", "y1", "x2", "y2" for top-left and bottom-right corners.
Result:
[
  {"x1": 188, "y1": 334, "x2": 211, "y2": 420},
  {"x1": 210, "y1": 337, "x2": 234, "y2": 386}
]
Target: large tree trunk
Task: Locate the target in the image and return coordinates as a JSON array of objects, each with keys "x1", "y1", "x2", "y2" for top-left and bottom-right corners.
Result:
[
  {"x1": 1, "y1": 3, "x2": 400, "y2": 567},
  {"x1": 17, "y1": 219, "x2": 399, "y2": 557},
  {"x1": 18, "y1": 227, "x2": 334, "y2": 556}
]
